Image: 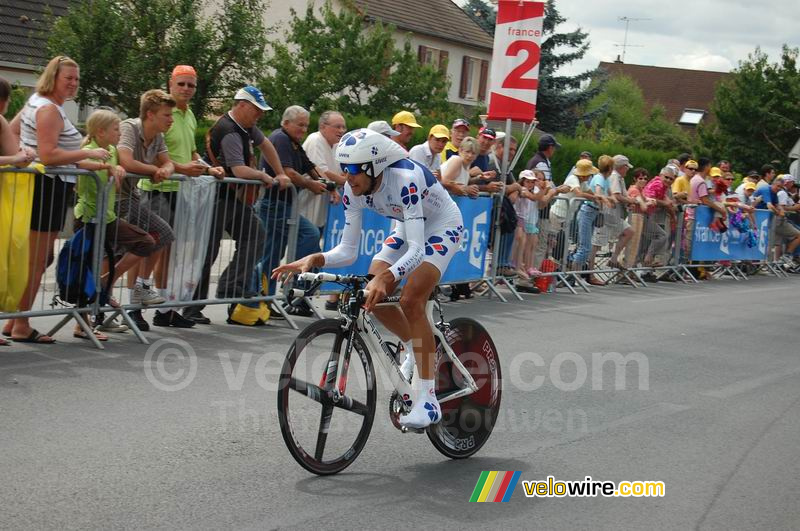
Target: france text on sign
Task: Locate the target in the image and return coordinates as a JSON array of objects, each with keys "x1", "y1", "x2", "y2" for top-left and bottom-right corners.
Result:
[{"x1": 487, "y1": 0, "x2": 545, "y2": 122}]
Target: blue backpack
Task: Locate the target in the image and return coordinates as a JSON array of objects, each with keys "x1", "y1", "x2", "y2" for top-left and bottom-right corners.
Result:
[{"x1": 55, "y1": 224, "x2": 114, "y2": 306}]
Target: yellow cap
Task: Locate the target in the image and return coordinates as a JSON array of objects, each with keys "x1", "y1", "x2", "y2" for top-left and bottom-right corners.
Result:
[
  {"x1": 709, "y1": 167, "x2": 722, "y2": 177},
  {"x1": 428, "y1": 124, "x2": 450, "y2": 139},
  {"x1": 685, "y1": 159, "x2": 699, "y2": 170},
  {"x1": 391, "y1": 110, "x2": 421, "y2": 128}
]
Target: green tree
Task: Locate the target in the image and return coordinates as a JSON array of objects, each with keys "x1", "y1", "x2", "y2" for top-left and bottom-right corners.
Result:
[
  {"x1": 258, "y1": 2, "x2": 451, "y2": 127},
  {"x1": 46, "y1": 0, "x2": 271, "y2": 117},
  {"x1": 578, "y1": 75, "x2": 691, "y2": 153},
  {"x1": 698, "y1": 45, "x2": 800, "y2": 172},
  {"x1": 462, "y1": 0, "x2": 496, "y2": 35}
]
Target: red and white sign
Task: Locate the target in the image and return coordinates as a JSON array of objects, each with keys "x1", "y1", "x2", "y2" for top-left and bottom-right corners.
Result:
[{"x1": 486, "y1": 0, "x2": 545, "y2": 122}]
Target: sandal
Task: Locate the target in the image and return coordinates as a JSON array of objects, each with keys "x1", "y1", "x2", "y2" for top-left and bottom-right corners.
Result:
[
  {"x1": 74, "y1": 330, "x2": 109, "y2": 341},
  {"x1": 0, "y1": 337, "x2": 9, "y2": 346},
  {"x1": 11, "y1": 329, "x2": 56, "y2": 344}
]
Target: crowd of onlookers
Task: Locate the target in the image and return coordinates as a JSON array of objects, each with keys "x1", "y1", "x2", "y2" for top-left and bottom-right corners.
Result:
[{"x1": 1, "y1": 55, "x2": 798, "y2": 345}]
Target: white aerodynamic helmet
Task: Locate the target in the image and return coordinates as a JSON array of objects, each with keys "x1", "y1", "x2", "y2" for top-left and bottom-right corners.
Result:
[{"x1": 336, "y1": 128, "x2": 409, "y2": 180}]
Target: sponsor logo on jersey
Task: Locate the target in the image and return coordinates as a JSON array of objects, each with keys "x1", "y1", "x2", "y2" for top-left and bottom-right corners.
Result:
[
  {"x1": 401, "y1": 183, "x2": 419, "y2": 206},
  {"x1": 425, "y1": 235, "x2": 448, "y2": 256}
]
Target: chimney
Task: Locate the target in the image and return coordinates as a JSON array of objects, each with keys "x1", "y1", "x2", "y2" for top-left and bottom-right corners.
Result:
[{"x1": 614, "y1": 54, "x2": 623, "y2": 64}]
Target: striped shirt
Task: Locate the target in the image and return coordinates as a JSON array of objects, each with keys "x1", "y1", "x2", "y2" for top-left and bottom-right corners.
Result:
[{"x1": 19, "y1": 93, "x2": 83, "y2": 182}]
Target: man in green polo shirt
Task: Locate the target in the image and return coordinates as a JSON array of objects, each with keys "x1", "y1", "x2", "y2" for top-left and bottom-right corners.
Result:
[{"x1": 139, "y1": 65, "x2": 224, "y2": 327}]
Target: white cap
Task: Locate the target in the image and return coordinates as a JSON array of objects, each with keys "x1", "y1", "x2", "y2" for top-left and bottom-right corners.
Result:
[
  {"x1": 233, "y1": 86, "x2": 271, "y2": 111},
  {"x1": 367, "y1": 120, "x2": 401, "y2": 138}
]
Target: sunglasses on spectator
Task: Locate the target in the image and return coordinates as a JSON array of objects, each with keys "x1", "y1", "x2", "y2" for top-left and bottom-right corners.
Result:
[
  {"x1": 176, "y1": 82, "x2": 196, "y2": 88},
  {"x1": 636, "y1": 176, "x2": 648, "y2": 180}
]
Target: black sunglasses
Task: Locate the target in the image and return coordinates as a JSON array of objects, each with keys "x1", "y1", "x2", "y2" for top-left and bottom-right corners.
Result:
[{"x1": 176, "y1": 82, "x2": 196, "y2": 88}]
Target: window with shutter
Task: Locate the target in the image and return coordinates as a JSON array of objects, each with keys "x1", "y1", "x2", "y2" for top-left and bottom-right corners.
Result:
[
  {"x1": 418, "y1": 45, "x2": 428, "y2": 64},
  {"x1": 460, "y1": 55, "x2": 469, "y2": 99},
  {"x1": 439, "y1": 50, "x2": 449, "y2": 73},
  {"x1": 478, "y1": 60, "x2": 489, "y2": 101}
]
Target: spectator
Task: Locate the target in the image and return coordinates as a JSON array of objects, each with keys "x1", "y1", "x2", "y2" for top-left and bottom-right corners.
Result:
[
  {"x1": 140, "y1": 65, "x2": 225, "y2": 327},
  {"x1": 548, "y1": 161, "x2": 587, "y2": 263},
  {"x1": 525, "y1": 133, "x2": 559, "y2": 180},
  {"x1": 718, "y1": 159, "x2": 732, "y2": 174},
  {"x1": 511, "y1": 169, "x2": 552, "y2": 280},
  {"x1": 485, "y1": 136, "x2": 522, "y2": 276},
  {"x1": 301, "y1": 110, "x2": 347, "y2": 229},
  {"x1": 255, "y1": 104, "x2": 334, "y2": 317},
  {"x1": 735, "y1": 170, "x2": 760, "y2": 197},
  {"x1": 641, "y1": 165, "x2": 677, "y2": 270},
  {"x1": 367, "y1": 120, "x2": 401, "y2": 139},
  {"x1": 440, "y1": 137, "x2": 480, "y2": 198},
  {"x1": 408, "y1": 124, "x2": 449, "y2": 176},
  {"x1": 0, "y1": 78, "x2": 36, "y2": 345},
  {"x1": 564, "y1": 150, "x2": 592, "y2": 180},
  {"x1": 72, "y1": 110, "x2": 158, "y2": 339},
  {"x1": 0, "y1": 77, "x2": 35, "y2": 167},
  {"x1": 191, "y1": 86, "x2": 289, "y2": 323},
  {"x1": 442, "y1": 118, "x2": 470, "y2": 161},
  {"x1": 528, "y1": 134, "x2": 560, "y2": 264},
  {"x1": 676, "y1": 153, "x2": 691, "y2": 176},
  {"x1": 624, "y1": 168, "x2": 652, "y2": 268},
  {"x1": 757, "y1": 164, "x2": 776, "y2": 189},
  {"x1": 754, "y1": 176, "x2": 800, "y2": 264},
  {"x1": 737, "y1": 181, "x2": 758, "y2": 206},
  {"x1": 585, "y1": 155, "x2": 614, "y2": 285},
  {"x1": 594, "y1": 154, "x2": 635, "y2": 270},
  {"x1": 6, "y1": 56, "x2": 107, "y2": 344},
  {"x1": 441, "y1": 136, "x2": 480, "y2": 300},
  {"x1": 672, "y1": 158, "x2": 696, "y2": 203},
  {"x1": 116, "y1": 90, "x2": 180, "y2": 329},
  {"x1": 566, "y1": 159, "x2": 602, "y2": 273},
  {"x1": 470, "y1": 127, "x2": 496, "y2": 177},
  {"x1": 390, "y1": 110, "x2": 421, "y2": 149},
  {"x1": 302, "y1": 110, "x2": 347, "y2": 312}
]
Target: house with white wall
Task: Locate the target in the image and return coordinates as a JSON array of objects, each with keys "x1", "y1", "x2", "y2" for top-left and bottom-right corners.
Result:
[{"x1": 264, "y1": 0, "x2": 494, "y2": 112}]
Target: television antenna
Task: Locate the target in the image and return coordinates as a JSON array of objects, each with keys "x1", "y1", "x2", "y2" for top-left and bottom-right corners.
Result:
[{"x1": 615, "y1": 16, "x2": 650, "y2": 62}]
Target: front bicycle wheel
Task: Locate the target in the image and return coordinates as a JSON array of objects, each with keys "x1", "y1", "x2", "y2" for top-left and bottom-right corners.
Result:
[
  {"x1": 277, "y1": 318, "x2": 376, "y2": 475},
  {"x1": 427, "y1": 317, "x2": 502, "y2": 459}
]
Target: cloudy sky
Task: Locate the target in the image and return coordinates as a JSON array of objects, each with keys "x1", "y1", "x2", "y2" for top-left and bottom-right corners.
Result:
[{"x1": 474, "y1": 0, "x2": 796, "y2": 75}]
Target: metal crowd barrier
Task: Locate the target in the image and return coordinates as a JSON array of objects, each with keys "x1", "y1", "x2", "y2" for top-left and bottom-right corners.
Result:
[{"x1": 0, "y1": 167, "x2": 304, "y2": 349}]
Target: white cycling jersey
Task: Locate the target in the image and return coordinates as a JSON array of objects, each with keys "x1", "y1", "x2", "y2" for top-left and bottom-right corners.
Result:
[{"x1": 322, "y1": 158, "x2": 463, "y2": 280}]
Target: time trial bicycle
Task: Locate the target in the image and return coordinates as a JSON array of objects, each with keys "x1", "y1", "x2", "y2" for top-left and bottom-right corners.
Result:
[{"x1": 277, "y1": 272, "x2": 503, "y2": 475}]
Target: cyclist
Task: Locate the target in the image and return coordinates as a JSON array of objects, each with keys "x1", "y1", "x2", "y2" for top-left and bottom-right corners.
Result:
[{"x1": 273, "y1": 128, "x2": 464, "y2": 429}]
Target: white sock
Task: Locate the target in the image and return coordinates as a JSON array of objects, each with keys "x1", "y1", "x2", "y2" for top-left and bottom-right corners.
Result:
[
  {"x1": 415, "y1": 378, "x2": 436, "y2": 405},
  {"x1": 136, "y1": 276, "x2": 148, "y2": 287},
  {"x1": 402, "y1": 339, "x2": 414, "y2": 358}
]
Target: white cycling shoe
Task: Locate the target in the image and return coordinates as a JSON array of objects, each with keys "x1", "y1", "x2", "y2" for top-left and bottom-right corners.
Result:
[{"x1": 400, "y1": 387, "x2": 441, "y2": 429}]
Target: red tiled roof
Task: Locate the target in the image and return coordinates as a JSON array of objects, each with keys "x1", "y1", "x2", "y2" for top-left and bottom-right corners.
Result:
[
  {"x1": 598, "y1": 61, "x2": 732, "y2": 125},
  {"x1": 351, "y1": 0, "x2": 494, "y2": 52}
]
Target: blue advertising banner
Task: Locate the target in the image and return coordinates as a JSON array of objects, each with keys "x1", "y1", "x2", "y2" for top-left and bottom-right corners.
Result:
[
  {"x1": 690, "y1": 205, "x2": 770, "y2": 261},
  {"x1": 440, "y1": 195, "x2": 492, "y2": 283},
  {"x1": 320, "y1": 195, "x2": 493, "y2": 288}
]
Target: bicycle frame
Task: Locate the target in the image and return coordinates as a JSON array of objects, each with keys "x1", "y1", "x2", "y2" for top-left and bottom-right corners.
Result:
[{"x1": 354, "y1": 298, "x2": 480, "y2": 405}]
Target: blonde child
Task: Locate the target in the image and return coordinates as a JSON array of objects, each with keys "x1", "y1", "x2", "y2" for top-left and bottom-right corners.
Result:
[
  {"x1": 512, "y1": 170, "x2": 546, "y2": 279},
  {"x1": 72, "y1": 110, "x2": 157, "y2": 340}
]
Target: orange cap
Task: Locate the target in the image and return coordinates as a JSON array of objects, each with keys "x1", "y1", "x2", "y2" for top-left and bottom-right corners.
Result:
[{"x1": 171, "y1": 65, "x2": 197, "y2": 79}]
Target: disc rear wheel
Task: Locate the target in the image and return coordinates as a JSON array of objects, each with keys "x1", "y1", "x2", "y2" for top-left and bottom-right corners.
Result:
[{"x1": 427, "y1": 318, "x2": 502, "y2": 459}]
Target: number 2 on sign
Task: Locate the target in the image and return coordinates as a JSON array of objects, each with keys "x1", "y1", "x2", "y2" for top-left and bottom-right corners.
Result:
[{"x1": 502, "y1": 40, "x2": 541, "y2": 90}]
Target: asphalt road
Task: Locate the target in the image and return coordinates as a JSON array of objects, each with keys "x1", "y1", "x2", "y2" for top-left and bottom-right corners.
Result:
[{"x1": 2, "y1": 275, "x2": 799, "y2": 530}]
